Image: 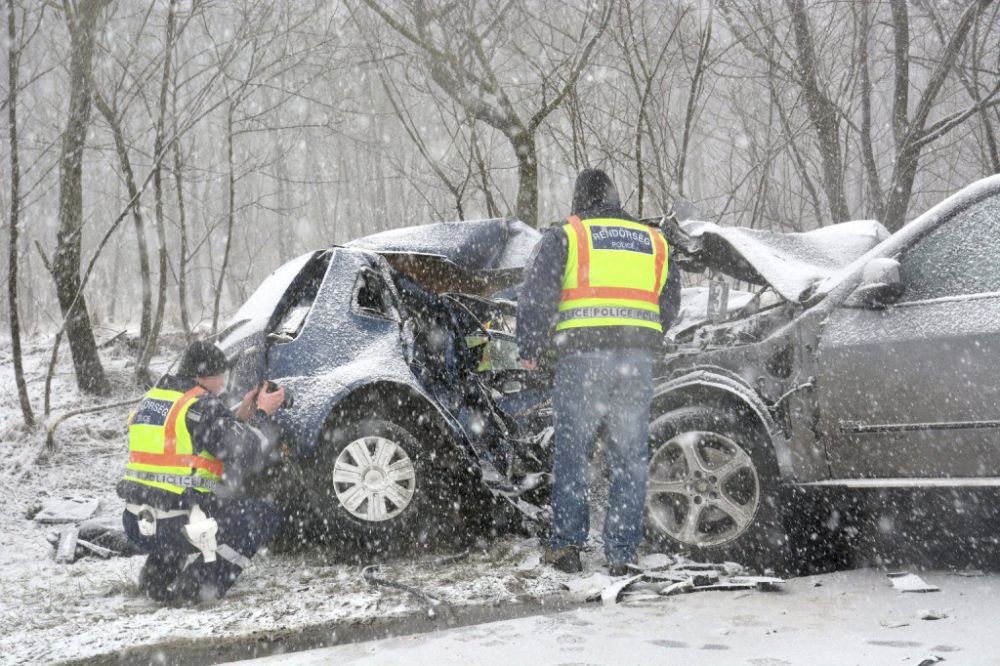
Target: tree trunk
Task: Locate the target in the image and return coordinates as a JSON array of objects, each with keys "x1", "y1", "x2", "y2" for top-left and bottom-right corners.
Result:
[
  {"x1": 212, "y1": 102, "x2": 236, "y2": 333},
  {"x1": 510, "y1": 128, "x2": 538, "y2": 226},
  {"x1": 53, "y1": 0, "x2": 110, "y2": 396},
  {"x1": 881, "y1": 0, "x2": 993, "y2": 231},
  {"x1": 92, "y1": 91, "x2": 152, "y2": 342},
  {"x1": 785, "y1": 0, "x2": 850, "y2": 223},
  {"x1": 169, "y1": 40, "x2": 191, "y2": 337},
  {"x1": 174, "y1": 130, "x2": 191, "y2": 336},
  {"x1": 856, "y1": 1, "x2": 885, "y2": 219},
  {"x1": 6, "y1": 0, "x2": 36, "y2": 427},
  {"x1": 136, "y1": 0, "x2": 178, "y2": 384},
  {"x1": 882, "y1": 146, "x2": 921, "y2": 233},
  {"x1": 677, "y1": 7, "x2": 713, "y2": 198},
  {"x1": 471, "y1": 131, "x2": 497, "y2": 218}
]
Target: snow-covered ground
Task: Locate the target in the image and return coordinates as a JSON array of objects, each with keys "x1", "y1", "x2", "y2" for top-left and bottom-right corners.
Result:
[
  {"x1": 0, "y1": 338, "x2": 566, "y2": 665},
  {"x1": 2, "y1": 338, "x2": 999, "y2": 666}
]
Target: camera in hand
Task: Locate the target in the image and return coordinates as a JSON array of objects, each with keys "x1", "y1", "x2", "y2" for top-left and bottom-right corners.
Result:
[{"x1": 265, "y1": 380, "x2": 294, "y2": 409}]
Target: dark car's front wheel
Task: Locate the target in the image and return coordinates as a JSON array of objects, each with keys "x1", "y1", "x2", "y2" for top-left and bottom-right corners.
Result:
[
  {"x1": 645, "y1": 405, "x2": 791, "y2": 572},
  {"x1": 307, "y1": 416, "x2": 456, "y2": 554}
]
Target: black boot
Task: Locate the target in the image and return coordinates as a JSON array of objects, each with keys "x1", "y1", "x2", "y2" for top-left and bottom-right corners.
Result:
[
  {"x1": 544, "y1": 545, "x2": 583, "y2": 573},
  {"x1": 172, "y1": 558, "x2": 243, "y2": 604},
  {"x1": 138, "y1": 553, "x2": 185, "y2": 602}
]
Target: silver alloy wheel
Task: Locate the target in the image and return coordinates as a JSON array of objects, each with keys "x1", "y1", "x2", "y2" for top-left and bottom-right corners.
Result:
[
  {"x1": 646, "y1": 430, "x2": 760, "y2": 548},
  {"x1": 332, "y1": 436, "x2": 417, "y2": 522}
]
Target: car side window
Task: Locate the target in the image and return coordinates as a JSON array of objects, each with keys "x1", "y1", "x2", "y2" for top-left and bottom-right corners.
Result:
[
  {"x1": 354, "y1": 269, "x2": 394, "y2": 319},
  {"x1": 898, "y1": 195, "x2": 1000, "y2": 302}
]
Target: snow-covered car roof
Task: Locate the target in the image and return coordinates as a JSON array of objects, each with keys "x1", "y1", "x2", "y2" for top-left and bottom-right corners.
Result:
[
  {"x1": 677, "y1": 219, "x2": 890, "y2": 302},
  {"x1": 347, "y1": 218, "x2": 541, "y2": 294}
]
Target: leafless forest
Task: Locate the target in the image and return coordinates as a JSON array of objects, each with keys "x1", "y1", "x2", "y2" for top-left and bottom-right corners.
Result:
[{"x1": 2, "y1": 0, "x2": 999, "y2": 420}]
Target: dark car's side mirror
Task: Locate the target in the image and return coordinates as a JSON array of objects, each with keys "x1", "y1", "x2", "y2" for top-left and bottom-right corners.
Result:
[{"x1": 846, "y1": 257, "x2": 904, "y2": 309}]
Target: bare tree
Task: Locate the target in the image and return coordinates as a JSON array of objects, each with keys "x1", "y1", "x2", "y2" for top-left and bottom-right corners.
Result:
[
  {"x1": 49, "y1": 0, "x2": 112, "y2": 395},
  {"x1": 615, "y1": 0, "x2": 688, "y2": 216},
  {"x1": 676, "y1": 3, "x2": 714, "y2": 199},
  {"x1": 135, "y1": 0, "x2": 180, "y2": 383},
  {"x1": 211, "y1": 99, "x2": 237, "y2": 333},
  {"x1": 5, "y1": 0, "x2": 39, "y2": 427},
  {"x1": 359, "y1": 0, "x2": 612, "y2": 227},
  {"x1": 92, "y1": 91, "x2": 153, "y2": 347},
  {"x1": 879, "y1": 0, "x2": 998, "y2": 231},
  {"x1": 784, "y1": 0, "x2": 850, "y2": 222},
  {"x1": 172, "y1": 66, "x2": 192, "y2": 337}
]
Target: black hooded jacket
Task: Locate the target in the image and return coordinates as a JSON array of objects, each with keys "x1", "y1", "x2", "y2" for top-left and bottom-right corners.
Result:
[{"x1": 516, "y1": 169, "x2": 681, "y2": 359}]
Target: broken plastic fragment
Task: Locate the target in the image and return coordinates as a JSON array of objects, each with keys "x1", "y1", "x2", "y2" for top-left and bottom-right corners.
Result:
[{"x1": 34, "y1": 498, "x2": 100, "y2": 524}]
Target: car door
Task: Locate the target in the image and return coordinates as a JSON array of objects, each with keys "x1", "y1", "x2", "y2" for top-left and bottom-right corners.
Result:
[{"x1": 817, "y1": 193, "x2": 1000, "y2": 478}]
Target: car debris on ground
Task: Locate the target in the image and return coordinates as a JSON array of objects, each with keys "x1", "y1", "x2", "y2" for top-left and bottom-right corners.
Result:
[
  {"x1": 39, "y1": 500, "x2": 140, "y2": 563},
  {"x1": 587, "y1": 555, "x2": 784, "y2": 604},
  {"x1": 545, "y1": 553, "x2": 785, "y2": 604},
  {"x1": 888, "y1": 572, "x2": 940, "y2": 593}
]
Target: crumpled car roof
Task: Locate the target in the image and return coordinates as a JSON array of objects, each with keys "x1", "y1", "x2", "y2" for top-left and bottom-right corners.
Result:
[
  {"x1": 346, "y1": 217, "x2": 540, "y2": 294},
  {"x1": 678, "y1": 219, "x2": 890, "y2": 302}
]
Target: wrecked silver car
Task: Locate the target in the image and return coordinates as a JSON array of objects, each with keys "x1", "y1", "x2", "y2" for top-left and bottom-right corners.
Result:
[{"x1": 647, "y1": 175, "x2": 1000, "y2": 569}]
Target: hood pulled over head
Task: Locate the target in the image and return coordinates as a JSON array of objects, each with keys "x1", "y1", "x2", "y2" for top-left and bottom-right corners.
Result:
[{"x1": 572, "y1": 169, "x2": 620, "y2": 215}]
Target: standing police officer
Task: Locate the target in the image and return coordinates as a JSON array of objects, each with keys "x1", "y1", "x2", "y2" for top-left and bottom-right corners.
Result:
[
  {"x1": 118, "y1": 340, "x2": 286, "y2": 603},
  {"x1": 517, "y1": 169, "x2": 681, "y2": 575}
]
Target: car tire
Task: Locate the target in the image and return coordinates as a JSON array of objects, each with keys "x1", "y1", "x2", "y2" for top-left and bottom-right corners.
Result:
[
  {"x1": 645, "y1": 404, "x2": 791, "y2": 572},
  {"x1": 307, "y1": 415, "x2": 459, "y2": 555}
]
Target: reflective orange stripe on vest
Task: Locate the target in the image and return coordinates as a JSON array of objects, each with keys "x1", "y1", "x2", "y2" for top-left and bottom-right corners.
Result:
[
  {"x1": 127, "y1": 450, "x2": 223, "y2": 477},
  {"x1": 127, "y1": 386, "x2": 221, "y2": 476},
  {"x1": 560, "y1": 215, "x2": 667, "y2": 304},
  {"x1": 164, "y1": 386, "x2": 204, "y2": 454}
]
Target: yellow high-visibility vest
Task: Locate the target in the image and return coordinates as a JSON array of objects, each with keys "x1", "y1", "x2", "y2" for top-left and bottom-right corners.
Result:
[
  {"x1": 557, "y1": 215, "x2": 669, "y2": 332},
  {"x1": 123, "y1": 385, "x2": 223, "y2": 495}
]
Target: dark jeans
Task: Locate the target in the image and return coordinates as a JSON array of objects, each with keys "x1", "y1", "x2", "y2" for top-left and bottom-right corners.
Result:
[
  {"x1": 550, "y1": 349, "x2": 653, "y2": 565},
  {"x1": 123, "y1": 496, "x2": 282, "y2": 603}
]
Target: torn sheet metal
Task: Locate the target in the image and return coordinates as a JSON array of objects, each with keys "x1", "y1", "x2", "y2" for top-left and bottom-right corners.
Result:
[
  {"x1": 597, "y1": 574, "x2": 646, "y2": 604},
  {"x1": 591, "y1": 555, "x2": 784, "y2": 603}
]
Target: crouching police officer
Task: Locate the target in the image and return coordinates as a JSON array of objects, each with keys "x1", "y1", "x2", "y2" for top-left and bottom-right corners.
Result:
[{"x1": 118, "y1": 340, "x2": 286, "y2": 604}]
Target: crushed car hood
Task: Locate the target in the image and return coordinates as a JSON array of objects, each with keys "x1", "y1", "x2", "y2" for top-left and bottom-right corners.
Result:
[
  {"x1": 346, "y1": 218, "x2": 540, "y2": 295},
  {"x1": 677, "y1": 219, "x2": 890, "y2": 302}
]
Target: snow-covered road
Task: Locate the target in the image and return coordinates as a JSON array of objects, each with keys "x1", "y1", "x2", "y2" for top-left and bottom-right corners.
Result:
[{"x1": 233, "y1": 568, "x2": 1000, "y2": 666}]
